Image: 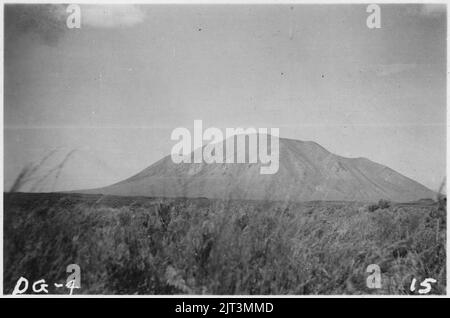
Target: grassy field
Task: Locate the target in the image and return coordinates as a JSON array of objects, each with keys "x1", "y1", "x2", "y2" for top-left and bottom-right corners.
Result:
[{"x1": 3, "y1": 192, "x2": 446, "y2": 295}]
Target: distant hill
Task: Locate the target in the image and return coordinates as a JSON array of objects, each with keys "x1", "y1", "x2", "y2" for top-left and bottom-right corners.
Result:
[{"x1": 82, "y1": 136, "x2": 435, "y2": 202}]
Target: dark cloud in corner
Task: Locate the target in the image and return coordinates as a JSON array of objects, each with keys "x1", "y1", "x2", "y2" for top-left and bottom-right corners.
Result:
[{"x1": 5, "y1": 4, "x2": 67, "y2": 47}]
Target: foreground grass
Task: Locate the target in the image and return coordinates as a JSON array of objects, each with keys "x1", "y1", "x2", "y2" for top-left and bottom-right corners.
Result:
[{"x1": 3, "y1": 193, "x2": 446, "y2": 295}]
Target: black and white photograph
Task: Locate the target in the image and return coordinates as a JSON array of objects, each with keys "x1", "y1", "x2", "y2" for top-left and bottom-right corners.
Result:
[{"x1": 1, "y1": 1, "x2": 447, "y2": 297}]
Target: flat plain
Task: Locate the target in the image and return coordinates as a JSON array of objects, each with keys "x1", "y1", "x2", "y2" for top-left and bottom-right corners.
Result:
[{"x1": 3, "y1": 192, "x2": 446, "y2": 295}]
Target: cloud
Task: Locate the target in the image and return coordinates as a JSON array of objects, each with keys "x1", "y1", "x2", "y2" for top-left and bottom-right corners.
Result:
[
  {"x1": 406, "y1": 4, "x2": 446, "y2": 18},
  {"x1": 369, "y1": 64, "x2": 417, "y2": 77},
  {"x1": 420, "y1": 4, "x2": 446, "y2": 17},
  {"x1": 5, "y1": 4, "x2": 67, "y2": 46},
  {"x1": 81, "y1": 5, "x2": 146, "y2": 28},
  {"x1": 5, "y1": 4, "x2": 146, "y2": 48}
]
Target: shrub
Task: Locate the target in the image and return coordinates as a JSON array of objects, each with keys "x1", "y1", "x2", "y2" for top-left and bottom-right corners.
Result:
[
  {"x1": 378, "y1": 199, "x2": 391, "y2": 209},
  {"x1": 3, "y1": 193, "x2": 446, "y2": 295}
]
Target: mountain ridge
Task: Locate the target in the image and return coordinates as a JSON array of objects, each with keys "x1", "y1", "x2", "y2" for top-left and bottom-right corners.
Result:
[{"x1": 81, "y1": 136, "x2": 436, "y2": 202}]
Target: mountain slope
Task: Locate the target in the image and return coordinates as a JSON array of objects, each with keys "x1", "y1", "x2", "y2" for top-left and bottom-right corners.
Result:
[{"x1": 84, "y1": 137, "x2": 435, "y2": 202}]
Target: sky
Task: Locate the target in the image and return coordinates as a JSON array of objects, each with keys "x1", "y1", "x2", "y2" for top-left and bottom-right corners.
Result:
[{"x1": 3, "y1": 3, "x2": 447, "y2": 192}]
